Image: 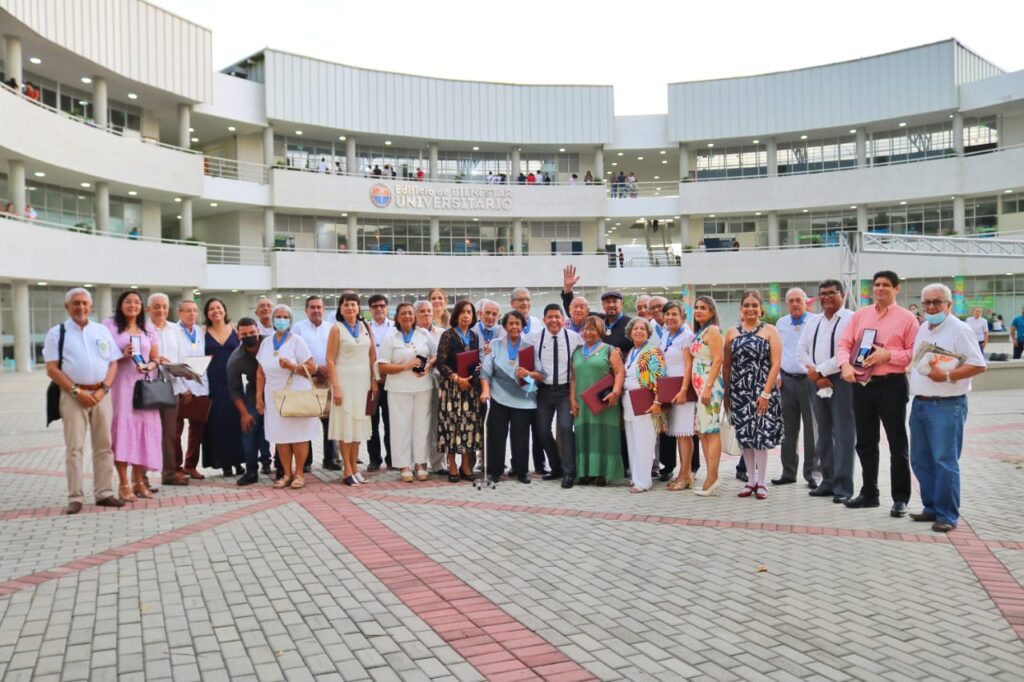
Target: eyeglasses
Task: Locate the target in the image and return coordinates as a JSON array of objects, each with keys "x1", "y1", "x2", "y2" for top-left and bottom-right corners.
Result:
[
  {"x1": 921, "y1": 299, "x2": 947, "y2": 307},
  {"x1": 818, "y1": 290, "x2": 839, "y2": 297},
  {"x1": 370, "y1": 303, "x2": 387, "y2": 308}
]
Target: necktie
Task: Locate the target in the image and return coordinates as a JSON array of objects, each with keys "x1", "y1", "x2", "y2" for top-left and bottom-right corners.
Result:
[{"x1": 553, "y1": 335, "x2": 560, "y2": 386}]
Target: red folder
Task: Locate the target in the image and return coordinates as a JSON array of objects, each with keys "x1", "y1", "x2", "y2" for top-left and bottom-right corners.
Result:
[
  {"x1": 580, "y1": 374, "x2": 615, "y2": 415},
  {"x1": 517, "y1": 346, "x2": 535, "y2": 386},
  {"x1": 657, "y1": 375, "x2": 697, "y2": 403},
  {"x1": 628, "y1": 387, "x2": 656, "y2": 415},
  {"x1": 455, "y1": 350, "x2": 479, "y2": 378},
  {"x1": 365, "y1": 389, "x2": 380, "y2": 416}
]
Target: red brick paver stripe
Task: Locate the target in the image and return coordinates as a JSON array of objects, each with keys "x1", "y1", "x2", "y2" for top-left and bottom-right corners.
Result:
[
  {"x1": 0, "y1": 497, "x2": 288, "y2": 597},
  {"x1": 0, "y1": 488, "x2": 273, "y2": 522},
  {"x1": 299, "y1": 490, "x2": 597, "y2": 682},
  {"x1": 950, "y1": 521, "x2": 1024, "y2": 642}
]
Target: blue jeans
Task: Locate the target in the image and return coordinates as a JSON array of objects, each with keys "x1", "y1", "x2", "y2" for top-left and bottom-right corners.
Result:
[
  {"x1": 910, "y1": 396, "x2": 967, "y2": 525},
  {"x1": 242, "y1": 398, "x2": 268, "y2": 474}
]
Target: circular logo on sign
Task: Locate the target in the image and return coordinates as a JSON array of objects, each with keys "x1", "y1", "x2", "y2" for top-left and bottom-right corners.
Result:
[{"x1": 369, "y1": 184, "x2": 392, "y2": 208}]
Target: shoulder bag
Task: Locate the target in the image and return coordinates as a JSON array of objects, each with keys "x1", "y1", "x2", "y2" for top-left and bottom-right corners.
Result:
[
  {"x1": 274, "y1": 365, "x2": 330, "y2": 418},
  {"x1": 45, "y1": 324, "x2": 66, "y2": 426}
]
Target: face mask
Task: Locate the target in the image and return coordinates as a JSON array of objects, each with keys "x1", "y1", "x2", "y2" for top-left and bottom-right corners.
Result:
[
  {"x1": 273, "y1": 318, "x2": 290, "y2": 332},
  {"x1": 924, "y1": 311, "x2": 947, "y2": 326},
  {"x1": 241, "y1": 335, "x2": 259, "y2": 349}
]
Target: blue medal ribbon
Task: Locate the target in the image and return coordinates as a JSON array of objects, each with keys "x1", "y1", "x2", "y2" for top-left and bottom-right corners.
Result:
[
  {"x1": 273, "y1": 331, "x2": 290, "y2": 353},
  {"x1": 341, "y1": 319, "x2": 360, "y2": 339}
]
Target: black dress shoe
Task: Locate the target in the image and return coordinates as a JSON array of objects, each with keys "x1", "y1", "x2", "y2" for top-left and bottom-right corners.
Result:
[
  {"x1": 222, "y1": 468, "x2": 233, "y2": 477},
  {"x1": 932, "y1": 521, "x2": 956, "y2": 533},
  {"x1": 736, "y1": 471, "x2": 748, "y2": 482},
  {"x1": 658, "y1": 470, "x2": 673, "y2": 482},
  {"x1": 806, "y1": 480, "x2": 819, "y2": 490},
  {"x1": 542, "y1": 472, "x2": 562, "y2": 481},
  {"x1": 561, "y1": 476, "x2": 574, "y2": 489},
  {"x1": 832, "y1": 495, "x2": 850, "y2": 504},
  {"x1": 323, "y1": 461, "x2": 342, "y2": 471},
  {"x1": 771, "y1": 476, "x2": 797, "y2": 485},
  {"x1": 843, "y1": 495, "x2": 880, "y2": 509},
  {"x1": 910, "y1": 511, "x2": 937, "y2": 522},
  {"x1": 236, "y1": 473, "x2": 258, "y2": 486},
  {"x1": 367, "y1": 463, "x2": 381, "y2": 472},
  {"x1": 95, "y1": 496, "x2": 126, "y2": 508},
  {"x1": 808, "y1": 488, "x2": 834, "y2": 497},
  {"x1": 517, "y1": 474, "x2": 531, "y2": 484},
  {"x1": 260, "y1": 463, "x2": 271, "y2": 475},
  {"x1": 578, "y1": 476, "x2": 593, "y2": 485},
  {"x1": 890, "y1": 502, "x2": 908, "y2": 518},
  {"x1": 488, "y1": 474, "x2": 501, "y2": 484}
]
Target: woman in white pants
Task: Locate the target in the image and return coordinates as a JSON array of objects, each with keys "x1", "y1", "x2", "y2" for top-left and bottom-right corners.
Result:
[
  {"x1": 622, "y1": 318, "x2": 668, "y2": 492},
  {"x1": 661, "y1": 302, "x2": 698, "y2": 490},
  {"x1": 378, "y1": 303, "x2": 437, "y2": 482}
]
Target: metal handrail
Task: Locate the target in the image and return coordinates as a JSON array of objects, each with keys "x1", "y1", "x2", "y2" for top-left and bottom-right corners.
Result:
[
  {"x1": 204, "y1": 156, "x2": 270, "y2": 184},
  {"x1": 206, "y1": 243, "x2": 271, "y2": 265},
  {"x1": 273, "y1": 164, "x2": 606, "y2": 187},
  {"x1": 1, "y1": 81, "x2": 200, "y2": 155},
  {"x1": 606, "y1": 180, "x2": 680, "y2": 199},
  {"x1": 0, "y1": 212, "x2": 201, "y2": 247},
  {"x1": 861, "y1": 231, "x2": 1024, "y2": 257}
]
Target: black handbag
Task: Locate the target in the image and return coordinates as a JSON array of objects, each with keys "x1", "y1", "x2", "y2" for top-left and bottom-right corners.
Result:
[
  {"x1": 45, "y1": 324, "x2": 66, "y2": 426},
  {"x1": 133, "y1": 369, "x2": 177, "y2": 410}
]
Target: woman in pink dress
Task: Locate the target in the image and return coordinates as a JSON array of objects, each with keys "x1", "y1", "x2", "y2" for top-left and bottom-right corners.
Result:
[{"x1": 102, "y1": 291, "x2": 163, "y2": 501}]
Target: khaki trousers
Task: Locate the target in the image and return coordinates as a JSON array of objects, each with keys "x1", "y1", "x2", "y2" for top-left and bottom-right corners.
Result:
[{"x1": 59, "y1": 391, "x2": 116, "y2": 503}]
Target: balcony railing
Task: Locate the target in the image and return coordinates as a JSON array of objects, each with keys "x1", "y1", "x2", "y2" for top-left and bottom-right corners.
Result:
[
  {"x1": 206, "y1": 244, "x2": 271, "y2": 266},
  {"x1": 274, "y1": 163, "x2": 605, "y2": 187},
  {"x1": 1, "y1": 81, "x2": 199, "y2": 156},
  {"x1": 606, "y1": 181, "x2": 680, "y2": 199},
  {"x1": 0, "y1": 212, "x2": 201, "y2": 247},
  {"x1": 860, "y1": 230, "x2": 1024, "y2": 257},
  {"x1": 204, "y1": 156, "x2": 270, "y2": 184}
]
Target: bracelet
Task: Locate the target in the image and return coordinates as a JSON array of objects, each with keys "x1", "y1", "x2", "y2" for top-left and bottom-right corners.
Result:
[
  {"x1": 100, "y1": 383, "x2": 110, "y2": 393},
  {"x1": 759, "y1": 391, "x2": 770, "y2": 401}
]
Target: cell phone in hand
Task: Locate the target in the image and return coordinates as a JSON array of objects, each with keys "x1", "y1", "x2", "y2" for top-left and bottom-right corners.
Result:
[{"x1": 130, "y1": 335, "x2": 146, "y2": 368}]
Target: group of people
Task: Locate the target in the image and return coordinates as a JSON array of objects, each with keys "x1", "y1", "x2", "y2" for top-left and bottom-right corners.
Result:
[
  {"x1": 45, "y1": 268, "x2": 986, "y2": 532},
  {"x1": 609, "y1": 171, "x2": 639, "y2": 198},
  {"x1": 3, "y1": 202, "x2": 38, "y2": 219}
]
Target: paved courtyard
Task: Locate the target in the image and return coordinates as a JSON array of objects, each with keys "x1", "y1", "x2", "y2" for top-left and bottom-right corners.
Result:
[{"x1": 0, "y1": 372, "x2": 1021, "y2": 681}]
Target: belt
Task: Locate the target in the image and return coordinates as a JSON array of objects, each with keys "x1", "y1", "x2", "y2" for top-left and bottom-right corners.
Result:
[
  {"x1": 915, "y1": 395, "x2": 963, "y2": 401},
  {"x1": 868, "y1": 373, "x2": 905, "y2": 383},
  {"x1": 75, "y1": 383, "x2": 102, "y2": 391},
  {"x1": 538, "y1": 382, "x2": 569, "y2": 391},
  {"x1": 780, "y1": 371, "x2": 807, "y2": 379}
]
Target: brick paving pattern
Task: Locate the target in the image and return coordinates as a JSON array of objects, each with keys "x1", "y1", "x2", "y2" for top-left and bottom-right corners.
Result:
[{"x1": 0, "y1": 371, "x2": 1022, "y2": 680}]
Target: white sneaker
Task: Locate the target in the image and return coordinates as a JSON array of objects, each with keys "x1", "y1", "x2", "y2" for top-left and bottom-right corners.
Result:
[{"x1": 355, "y1": 472, "x2": 367, "y2": 484}]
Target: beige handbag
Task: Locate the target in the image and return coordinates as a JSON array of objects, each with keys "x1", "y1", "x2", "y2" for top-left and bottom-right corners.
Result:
[
  {"x1": 719, "y1": 408, "x2": 743, "y2": 457},
  {"x1": 274, "y1": 365, "x2": 330, "y2": 418}
]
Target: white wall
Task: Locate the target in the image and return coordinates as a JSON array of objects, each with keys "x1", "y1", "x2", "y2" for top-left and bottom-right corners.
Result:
[
  {"x1": 0, "y1": 86, "x2": 204, "y2": 195},
  {"x1": 609, "y1": 115, "x2": 670, "y2": 150},
  {"x1": 201, "y1": 176, "x2": 271, "y2": 205},
  {"x1": 2, "y1": 0, "x2": 212, "y2": 102},
  {"x1": 194, "y1": 73, "x2": 266, "y2": 125},
  {"x1": 263, "y1": 50, "x2": 614, "y2": 144}
]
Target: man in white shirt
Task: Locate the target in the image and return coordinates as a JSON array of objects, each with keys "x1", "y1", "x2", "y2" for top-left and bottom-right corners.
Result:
[
  {"x1": 292, "y1": 295, "x2": 342, "y2": 471},
  {"x1": 147, "y1": 293, "x2": 189, "y2": 486},
  {"x1": 774, "y1": 288, "x2": 820, "y2": 487},
  {"x1": 509, "y1": 287, "x2": 546, "y2": 474},
  {"x1": 367, "y1": 293, "x2": 395, "y2": 470},
  {"x1": 908, "y1": 284, "x2": 986, "y2": 532},
  {"x1": 255, "y1": 297, "x2": 274, "y2": 337},
  {"x1": 964, "y1": 306, "x2": 989, "y2": 351},
  {"x1": 797, "y1": 280, "x2": 855, "y2": 502},
  {"x1": 635, "y1": 294, "x2": 651, "y2": 321},
  {"x1": 474, "y1": 299, "x2": 505, "y2": 357},
  {"x1": 534, "y1": 304, "x2": 582, "y2": 487},
  {"x1": 648, "y1": 296, "x2": 668, "y2": 342},
  {"x1": 175, "y1": 299, "x2": 209, "y2": 480},
  {"x1": 43, "y1": 288, "x2": 125, "y2": 514}
]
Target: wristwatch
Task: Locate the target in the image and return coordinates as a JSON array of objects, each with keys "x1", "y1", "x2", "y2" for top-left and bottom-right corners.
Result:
[
  {"x1": 945, "y1": 371, "x2": 953, "y2": 384},
  {"x1": 100, "y1": 383, "x2": 110, "y2": 393},
  {"x1": 70, "y1": 385, "x2": 80, "y2": 397}
]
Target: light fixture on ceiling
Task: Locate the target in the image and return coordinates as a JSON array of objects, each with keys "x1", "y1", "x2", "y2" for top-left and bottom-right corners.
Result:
[
  {"x1": 899, "y1": 201, "x2": 907, "y2": 205},
  {"x1": 617, "y1": 152, "x2": 623, "y2": 157},
  {"x1": 558, "y1": 148, "x2": 565, "y2": 152},
  {"x1": 612, "y1": 162, "x2": 618, "y2": 166},
  {"x1": 472, "y1": 218, "x2": 479, "y2": 221},
  {"x1": 802, "y1": 209, "x2": 809, "y2": 213},
  {"x1": 674, "y1": 216, "x2": 680, "y2": 219},
  {"x1": 707, "y1": 143, "x2": 714, "y2": 148},
  {"x1": 341, "y1": 213, "x2": 348, "y2": 217},
  {"x1": 709, "y1": 214, "x2": 716, "y2": 218},
  {"x1": 176, "y1": 215, "x2": 182, "y2": 219},
  {"x1": 898, "y1": 122, "x2": 907, "y2": 127},
  {"x1": 189, "y1": 127, "x2": 195, "y2": 133},
  {"x1": 210, "y1": 202, "x2": 219, "y2": 207},
  {"x1": 84, "y1": 284, "x2": 93, "y2": 288},
  {"x1": 637, "y1": 156, "x2": 644, "y2": 160},
  {"x1": 659, "y1": 150, "x2": 666, "y2": 155},
  {"x1": 127, "y1": 93, "x2": 138, "y2": 100},
  {"x1": 338, "y1": 135, "x2": 347, "y2": 141},
  {"x1": 29, "y1": 57, "x2": 42, "y2": 65},
  {"x1": 78, "y1": 100, "x2": 88, "y2": 106},
  {"x1": 80, "y1": 76, "x2": 92, "y2": 84},
  {"x1": 850, "y1": 205, "x2": 857, "y2": 209},
  {"x1": 661, "y1": 160, "x2": 668, "y2": 164},
  {"x1": 752, "y1": 139, "x2": 759, "y2": 144},
  {"x1": 472, "y1": 146, "x2": 479, "y2": 151},
  {"x1": 384, "y1": 140, "x2": 392, "y2": 146},
  {"x1": 77, "y1": 195, "x2": 86, "y2": 200},
  {"x1": 1005, "y1": 189, "x2": 1013, "y2": 194},
  {"x1": 227, "y1": 126, "x2": 236, "y2": 132},
  {"x1": 80, "y1": 182, "x2": 91, "y2": 188},
  {"x1": 33, "y1": 171, "x2": 45, "y2": 177},
  {"x1": 653, "y1": 176, "x2": 659, "y2": 180},
  {"x1": 755, "y1": 211, "x2": 762, "y2": 216},
  {"x1": 849, "y1": 129, "x2": 857, "y2": 134},
  {"x1": 128, "y1": 190, "x2": 138, "y2": 196},
  {"x1": 37, "y1": 281, "x2": 48, "y2": 286},
  {"x1": 191, "y1": 137, "x2": 199, "y2": 143},
  {"x1": 174, "y1": 197, "x2": 182, "y2": 203},
  {"x1": 295, "y1": 130, "x2": 303, "y2": 135},
  {"x1": 800, "y1": 135, "x2": 808, "y2": 140}
]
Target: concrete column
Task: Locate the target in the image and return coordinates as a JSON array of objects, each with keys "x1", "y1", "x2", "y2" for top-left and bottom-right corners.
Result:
[
  {"x1": 953, "y1": 195, "x2": 965, "y2": 235},
  {"x1": 97, "y1": 285, "x2": 114, "y2": 321},
  {"x1": 856, "y1": 205, "x2": 868, "y2": 232},
  {"x1": 511, "y1": 148, "x2": 521, "y2": 178},
  {"x1": 429, "y1": 217, "x2": 440, "y2": 252},
  {"x1": 766, "y1": 139, "x2": 778, "y2": 177},
  {"x1": 347, "y1": 214, "x2": 358, "y2": 250},
  {"x1": 678, "y1": 144, "x2": 689, "y2": 181},
  {"x1": 856, "y1": 129, "x2": 867, "y2": 167},
  {"x1": 141, "y1": 200, "x2": 161, "y2": 240},
  {"x1": 4, "y1": 36, "x2": 22, "y2": 89},
  {"x1": 953, "y1": 113, "x2": 964, "y2": 156},
  {"x1": 679, "y1": 216, "x2": 690, "y2": 249},
  {"x1": 512, "y1": 219, "x2": 523, "y2": 255},
  {"x1": 428, "y1": 143, "x2": 439, "y2": 179},
  {"x1": 346, "y1": 137, "x2": 357, "y2": 175},
  {"x1": 94, "y1": 182, "x2": 110, "y2": 234},
  {"x1": 8, "y1": 159, "x2": 26, "y2": 217},
  {"x1": 594, "y1": 147, "x2": 604, "y2": 179},
  {"x1": 263, "y1": 125, "x2": 274, "y2": 166},
  {"x1": 596, "y1": 218, "x2": 606, "y2": 251},
  {"x1": 180, "y1": 198, "x2": 193, "y2": 240},
  {"x1": 12, "y1": 279, "x2": 30, "y2": 372},
  {"x1": 92, "y1": 77, "x2": 108, "y2": 128},
  {"x1": 177, "y1": 104, "x2": 192, "y2": 148},
  {"x1": 768, "y1": 211, "x2": 780, "y2": 248},
  {"x1": 264, "y1": 207, "x2": 275, "y2": 248}
]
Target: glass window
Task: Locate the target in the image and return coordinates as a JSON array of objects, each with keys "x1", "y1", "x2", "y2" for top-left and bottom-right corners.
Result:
[
  {"x1": 963, "y1": 116, "x2": 998, "y2": 152},
  {"x1": 696, "y1": 144, "x2": 766, "y2": 179},
  {"x1": 867, "y1": 199, "x2": 954, "y2": 236}
]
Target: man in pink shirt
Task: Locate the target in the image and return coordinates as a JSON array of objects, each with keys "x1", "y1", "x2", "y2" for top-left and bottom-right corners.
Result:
[{"x1": 835, "y1": 270, "x2": 919, "y2": 517}]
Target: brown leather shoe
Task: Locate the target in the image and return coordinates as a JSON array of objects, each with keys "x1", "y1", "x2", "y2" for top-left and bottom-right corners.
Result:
[
  {"x1": 184, "y1": 468, "x2": 205, "y2": 480},
  {"x1": 95, "y1": 496, "x2": 126, "y2": 508},
  {"x1": 65, "y1": 501, "x2": 83, "y2": 515},
  {"x1": 932, "y1": 521, "x2": 956, "y2": 533},
  {"x1": 163, "y1": 472, "x2": 190, "y2": 486}
]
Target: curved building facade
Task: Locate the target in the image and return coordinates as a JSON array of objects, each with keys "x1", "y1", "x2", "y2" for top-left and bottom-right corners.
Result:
[{"x1": 2, "y1": 0, "x2": 1024, "y2": 369}]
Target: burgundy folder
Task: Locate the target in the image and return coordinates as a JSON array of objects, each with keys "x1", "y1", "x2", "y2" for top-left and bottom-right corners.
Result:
[
  {"x1": 365, "y1": 389, "x2": 380, "y2": 416},
  {"x1": 455, "y1": 350, "x2": 479, "y2": 378},
  {"x1": 657, "y1": 375, "x2": 697, "y2": 403},
  {"x1": 627, "y1": 387, "x2": 656, "y2": 415},
  {"x1": 517, "y1": 346, "x2": 535, "y2": 386},
  {"x1": 580, "y1": 374, "x2": 615, "y2": 415}
]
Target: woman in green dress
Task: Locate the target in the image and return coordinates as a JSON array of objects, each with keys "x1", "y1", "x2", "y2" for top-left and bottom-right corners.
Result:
[{"x1": 570, "y1": 315, "x2": 626, "y2": 485}]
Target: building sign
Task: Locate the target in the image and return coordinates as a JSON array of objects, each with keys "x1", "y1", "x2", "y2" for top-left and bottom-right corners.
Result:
[{"x1": 369, "y1": 183, "x2": 513, "y2": 211}]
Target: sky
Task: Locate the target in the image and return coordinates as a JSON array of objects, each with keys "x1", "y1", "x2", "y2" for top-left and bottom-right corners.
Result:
[{"x1": 154, "y1": 0, "x2": 1023, "y2": 115}]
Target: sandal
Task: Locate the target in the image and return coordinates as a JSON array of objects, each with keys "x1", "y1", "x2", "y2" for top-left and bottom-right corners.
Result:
[
  {"x1": 133, "y1": 483, "x2": 153, "y2": 499},
  {"x1": 416, "y1": 466, "x2": 428, "y2": 481},
  {"x1": 273, "y1": 476, "x2": 293, "y2": 489},
  {"x1": 667, "y1": 477, "x2": 694, "y2": 491},
  {"x1": 738, "y1": 484, "x2": 756, "y2": 498},
  {"x1": 119, "y1": 485, "x2": 137, "y2": 502},
  {"x1": 290, "y1": 477, "x2": 305, "y2": 489},
  {"x1": 400, "y1": 468, "x2": 414, "y2": 483}
]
